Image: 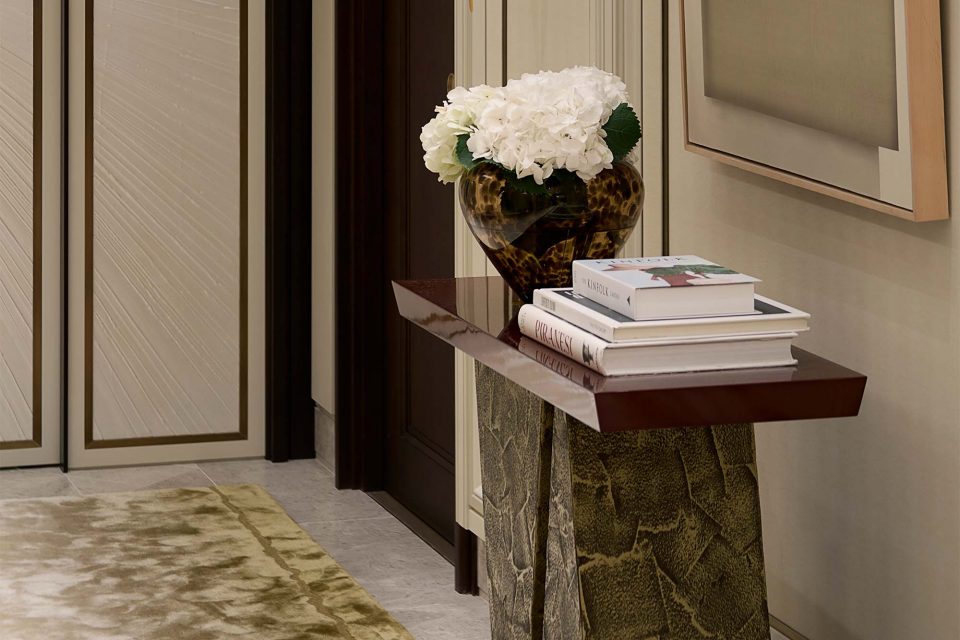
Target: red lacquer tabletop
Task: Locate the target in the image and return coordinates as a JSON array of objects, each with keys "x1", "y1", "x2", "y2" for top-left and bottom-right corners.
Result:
[{"x1": 393, "y1": 277, "x2": 867, "y2": 432}]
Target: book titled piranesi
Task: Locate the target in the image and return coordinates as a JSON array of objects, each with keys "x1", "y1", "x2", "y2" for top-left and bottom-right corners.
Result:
[
  {"x1": 572, "y1": 255, "x2": 760, "y2": 320},
  {"x1": 517, "y1": 305, "x2": 797, "y2": 376}
]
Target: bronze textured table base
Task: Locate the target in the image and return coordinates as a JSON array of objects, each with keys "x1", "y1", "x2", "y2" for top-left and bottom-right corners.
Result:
[
  {"x1": 475, "y1": 362, "x2": 554, "y2": 639},
  {"x1": 476, "y1": 363, "x2": 770, "y2": 640}
]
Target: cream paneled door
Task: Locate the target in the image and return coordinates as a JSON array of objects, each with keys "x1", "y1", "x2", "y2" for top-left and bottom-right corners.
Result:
[
  {"x1": 66, "y1": 0, "x2": 265, "y2": 467},
  {"x1": 0, "y1": 0, "x2": 61, "y2": 468}
]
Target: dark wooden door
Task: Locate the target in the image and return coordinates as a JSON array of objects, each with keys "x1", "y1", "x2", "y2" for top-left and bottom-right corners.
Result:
[{"x1": 381, "y1": 0, "x2": 456, "y2": 545}]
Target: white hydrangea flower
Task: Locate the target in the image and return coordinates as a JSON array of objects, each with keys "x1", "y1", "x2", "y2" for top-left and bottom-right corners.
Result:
[
  {"x1": 420, "y1": 84, "x2": 497, "y2": 184},
  {"x1": 420, "y1": 116, "x2": 464, "y2": 184},
  {"x1": 422, "y1": 67, "x2": 636, "y2": 185}
]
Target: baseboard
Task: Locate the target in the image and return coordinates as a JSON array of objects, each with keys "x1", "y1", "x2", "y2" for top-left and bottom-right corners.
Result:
[
  {"x1": 770, "y1": 616, "x2": 810, "y2": 640},
  {"x1": 313, "y1": 403, "x2": 335, "y2": 472},
  {"x1": 477, "y1": 538, "x2": 489, "y2": 599}
]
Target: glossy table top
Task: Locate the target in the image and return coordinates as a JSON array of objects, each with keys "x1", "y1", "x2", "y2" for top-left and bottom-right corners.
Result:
[{"x1": 393, "y1": 277, "x2": 867, "y2": 432}]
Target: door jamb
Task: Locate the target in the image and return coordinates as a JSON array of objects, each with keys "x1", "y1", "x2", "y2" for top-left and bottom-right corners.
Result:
[
  {"x1": 264, "y1": 0, "x2": 315, "y2": 462},
  {"x1": 333, "y1": 0, "x2": 387, "y2": 490}
]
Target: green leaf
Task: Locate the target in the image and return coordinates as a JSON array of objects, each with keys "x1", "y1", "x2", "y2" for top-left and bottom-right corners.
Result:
[
  {"x1": 507, "y1": 174, "x2": 550, "y2": 196},
  {"x1": 456, "y1": 134, "x2": 479, "y2": 169},
  {"x1": 602, "y1": 103, "x2": 642, "y2": 161}
]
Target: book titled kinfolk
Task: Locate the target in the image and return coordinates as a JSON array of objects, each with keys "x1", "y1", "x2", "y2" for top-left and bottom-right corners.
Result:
[
  {"x1": 534, "y1": 289, "x2": 809, "y2": 342},
  {"x1": 572, "y1": 255, "x2": 759, "y2": 320},
  {"x1": 517, "y1": 305, "x2": 797, "y2": 376}
]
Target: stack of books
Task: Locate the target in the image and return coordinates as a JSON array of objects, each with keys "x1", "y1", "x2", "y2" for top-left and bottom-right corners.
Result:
[{"x1": 517, "y1": 255, "x2": 810, "y2": 376}]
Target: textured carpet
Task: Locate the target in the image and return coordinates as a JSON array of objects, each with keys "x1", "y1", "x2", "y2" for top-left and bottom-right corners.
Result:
[{"x1": 0, "y1": 484, "x2": 413, "y2": 640}]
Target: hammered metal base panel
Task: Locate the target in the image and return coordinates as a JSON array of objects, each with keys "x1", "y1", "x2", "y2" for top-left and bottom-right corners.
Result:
[
  {"x1": 475, "y1": 363, "x2": 554, "y2": 640},
  {"x1": 546, "y1": 414, "x2": 770, "y2": 640}
]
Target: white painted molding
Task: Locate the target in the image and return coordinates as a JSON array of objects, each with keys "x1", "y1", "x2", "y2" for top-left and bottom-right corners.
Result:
[
  {"x1": 452, "y1": 0, "x2": 665, "y2": 535},
  {"x1": 639, "y1": 0, "x2": 664, "y2": 257},
  {"x1": 454, "y1": 0, "x2": 491, "y2": 534},
  {"x1": 592, "y1": 0, "x2": 664, "y2": 258}
]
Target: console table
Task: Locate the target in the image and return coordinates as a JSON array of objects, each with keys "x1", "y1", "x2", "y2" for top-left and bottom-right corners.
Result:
[{"x1": 394, "y1": 277, "x2": 866, "y2": 640}]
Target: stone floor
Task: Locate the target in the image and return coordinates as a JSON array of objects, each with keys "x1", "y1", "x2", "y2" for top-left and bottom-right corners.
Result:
[{"x1": 0, "y1": 459, "x2": 791, "y2": 640}]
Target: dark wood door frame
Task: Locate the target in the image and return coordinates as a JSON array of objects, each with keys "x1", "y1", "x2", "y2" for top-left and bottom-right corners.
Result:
[
  {"x1": 265, "y1": 0, "x2": 315, "y2": 462},
  {"x1": 334, "y1": 0, "x2": 478, "y2": 594},
  {"x1": 334, "y1": 0, "x2": 387, "y2": 490}
]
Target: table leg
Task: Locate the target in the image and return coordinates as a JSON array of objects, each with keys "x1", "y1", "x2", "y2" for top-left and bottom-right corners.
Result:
[
  {"x1": 545, "y1": 412, "x2": 771, "y2": 640},
  {"x1": 475, "y1": 363, "x2": 554, "y2": 640}
]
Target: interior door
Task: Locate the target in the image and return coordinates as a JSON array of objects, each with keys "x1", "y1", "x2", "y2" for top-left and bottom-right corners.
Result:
[
  {"x1": 0, "y1": 0, "x2": 61, "y2": 468},
  {"x1": 382, "y1": 0, "x2": 457, "y2": 544},
  {"x1": 65, "y1": 0, "x2": 265, "y2": 467}
]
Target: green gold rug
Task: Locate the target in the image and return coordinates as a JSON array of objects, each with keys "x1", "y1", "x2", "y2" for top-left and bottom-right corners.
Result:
[{"x1": 0, "y1": 484, "x2": 413, "y2": 639}]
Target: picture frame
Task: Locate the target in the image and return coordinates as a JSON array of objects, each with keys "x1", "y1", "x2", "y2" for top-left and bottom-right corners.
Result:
[{"x1": 680, "y1": 0, "x2": 949, "y2": 222}]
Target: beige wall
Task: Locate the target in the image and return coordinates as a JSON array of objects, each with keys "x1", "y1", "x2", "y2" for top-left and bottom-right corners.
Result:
[
  {"x1": 312, "y1": 0, "x2": 335, "y2": 414},
  {"x1": 668, "y1": 3, "x2": 959, "y2": 639},
  {"x1": 506, "y1": 0, "x2": 592, "y2": 78}
]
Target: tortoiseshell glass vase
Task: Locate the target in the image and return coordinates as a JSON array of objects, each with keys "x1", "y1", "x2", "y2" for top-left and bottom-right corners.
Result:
[{"x1": 458, "y1": 161, "x2": 644, "y2": 302}]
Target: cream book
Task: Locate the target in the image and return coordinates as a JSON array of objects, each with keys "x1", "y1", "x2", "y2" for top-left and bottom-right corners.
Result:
[
  {"x1": 572, "y1": 255, "x2": 759, "y2": 320},
  {"x1": 517, "y1": 305, "x2": 797, "y2": 376},
  {"x1": 533, "y1": 289, "x2": 809, "y2": 342}
]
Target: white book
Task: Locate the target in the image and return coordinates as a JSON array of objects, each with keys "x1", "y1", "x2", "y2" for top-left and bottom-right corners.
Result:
[
  {"x1": 517, "y1": 304, "x2": 797, "y2": 376},
  {"x1": 534, "y1": 289, "x2": 809, "y2": 342},
  {"x1": 572, "y1": 255, "x2": 759, "y2": 320}
]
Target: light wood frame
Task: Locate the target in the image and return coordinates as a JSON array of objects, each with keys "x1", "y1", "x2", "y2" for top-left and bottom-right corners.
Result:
[{"x1": 680, "y1": 0, "x2": 949, "y2": 222}]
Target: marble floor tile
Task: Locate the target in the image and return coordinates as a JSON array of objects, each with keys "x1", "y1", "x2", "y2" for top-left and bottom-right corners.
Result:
[
  {"x1": 302, "y1": 516, "x2": 492, "y2": 640},
  {"x1": 302, "y1": 517, "x2": 452, "y2": 600},
  {"x1": 304, "y1": 520, "x2": 456, "y2": 611},
  {"x1": 67, "y1": 463, "x2": 212, "y2": 495},
  {"x1": 0, "y1": 467, "x2": 79, "y2": 500},
  {"x1": 198, "y1": 458, "x2": 332, "y2": 496},
  {"x1": 200, "y1": 457, "x2": 332, "y2": 485},
  {"x1": 301, "y1": 515, "x2": 446, "y2": 565},
  {"x1": 201, "y1": 458, "x2": 385, "y2": 523},
  {"x1": 391, "y1": 601, "x2": 492, "y2": 640},
  {"x1": 299, "y1": 521, "x2": 459, "y2": 602}
]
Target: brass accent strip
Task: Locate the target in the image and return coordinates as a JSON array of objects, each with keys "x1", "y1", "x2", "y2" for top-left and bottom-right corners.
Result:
[
  {"x1": 3, "y1": 0, "x2": 44, "y2": 452},
  {"x1": 83, "y1": 0, "x2": 93, "y2": 446},
  {"x1": 83, "y1": 0, "x2": 249, "y2": 449},
  {"x1": 502, "y1": 0, "x2": 508, "y2": 83},
  {"x1": 0, "y1": 438, "x2": 40, "y2": 451},
  {"x1": 32, "y1": 0, "x2": 42, "y2": 448},
  {"x1": 86, "y1": 431, "x2": 247, "y2": 450},
  {"x1": 239, "y1": 0, "x2": 248, "y2": 440}
]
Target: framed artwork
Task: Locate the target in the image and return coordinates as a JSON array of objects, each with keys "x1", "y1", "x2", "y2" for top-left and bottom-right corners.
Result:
[{"x1": 681, "y1": 0, "x2": 949, "y2": 222}]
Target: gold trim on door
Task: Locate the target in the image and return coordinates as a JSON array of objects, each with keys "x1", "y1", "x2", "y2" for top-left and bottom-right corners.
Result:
[
  {"x1": 1, "y1": 0, "x2": 43, "y2": 452},
  {"x1": 82, "y1": 0, "x2": 249, "y2": 450}
]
